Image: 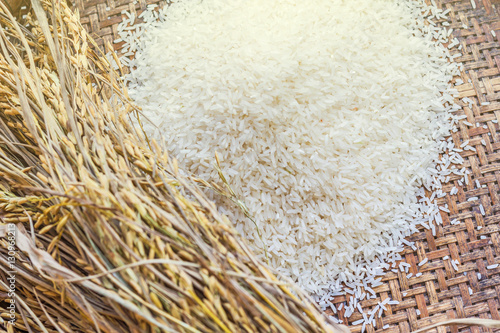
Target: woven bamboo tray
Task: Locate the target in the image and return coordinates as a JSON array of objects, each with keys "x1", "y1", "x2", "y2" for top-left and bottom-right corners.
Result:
[{"x1": 73, "y1": 0, "x2": 500, "y2": 332}]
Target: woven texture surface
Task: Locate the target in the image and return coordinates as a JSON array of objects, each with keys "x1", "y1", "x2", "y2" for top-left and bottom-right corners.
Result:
[{"x1": 73, "y1": 0, "x2": 500, "y2": 332}]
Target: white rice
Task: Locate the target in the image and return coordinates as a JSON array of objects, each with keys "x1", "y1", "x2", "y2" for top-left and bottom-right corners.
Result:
[
  {"x1": 116, "y1": 0, "x2": 466, "y2": 322},
  {"x1": 451, "y1": 260, "x2": 459, "y2": 271},
  {"x1": 418, "y1": 258, "x2": 428, "y2": 266},
  {"x1": 352, "y1": 319, "x2": 364, "y2": 326},
  {"x1": 479, "y1": 204, "x2": 485, "y2": 216}
]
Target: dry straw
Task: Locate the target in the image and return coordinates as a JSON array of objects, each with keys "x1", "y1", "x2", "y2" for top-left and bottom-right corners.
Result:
[{"x1": 0, "y1": 0, "x2": 347, "y2": 331}]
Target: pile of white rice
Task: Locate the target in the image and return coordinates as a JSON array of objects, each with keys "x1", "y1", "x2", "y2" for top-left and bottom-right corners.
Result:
[{"x1": 115, "y1": 0, "x2": 468, "y2": 325}]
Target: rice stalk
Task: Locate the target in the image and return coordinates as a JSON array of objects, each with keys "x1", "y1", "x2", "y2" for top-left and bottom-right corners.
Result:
[
  {"x1": 411, "y1": 318, "x2": 500, "y2": 333},
  {"x1": 0, "y1": 0, "x2": 347, "y2": 332}
]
